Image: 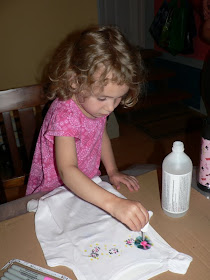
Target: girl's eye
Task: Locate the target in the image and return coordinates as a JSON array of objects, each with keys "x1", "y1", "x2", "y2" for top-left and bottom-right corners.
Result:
[{"x1": 97, "y1": 97, "x2": 106, "y2": 101}]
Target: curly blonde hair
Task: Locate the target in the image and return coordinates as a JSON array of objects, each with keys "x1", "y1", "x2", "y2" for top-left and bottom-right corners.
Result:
[{"x1": 46, "y1": 25, "x2": 146, "y2": 108}]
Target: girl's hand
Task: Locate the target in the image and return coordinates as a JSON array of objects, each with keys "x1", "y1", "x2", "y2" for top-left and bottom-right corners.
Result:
[
  {"x1": 109, "y1": 196, "x2": 149, "y2": 231},
  {"x1": 109, "y1": 171, "x2": 140, "y2": 191}
]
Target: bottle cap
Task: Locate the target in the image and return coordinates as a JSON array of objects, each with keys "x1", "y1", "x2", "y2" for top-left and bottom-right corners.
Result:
[{"x1": 172, "y1": 141, "x2": 184, "y2": 152}]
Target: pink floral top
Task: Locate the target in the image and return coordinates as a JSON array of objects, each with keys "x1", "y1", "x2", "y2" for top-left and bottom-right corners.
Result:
[{"x1": 26, "y1": 98, "x2": 107, "y2": 195}]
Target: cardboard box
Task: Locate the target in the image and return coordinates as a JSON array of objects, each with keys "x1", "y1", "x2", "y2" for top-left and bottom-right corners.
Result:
[{"x1": 0, "y1": 170, "x2": 210, "y2": 279}]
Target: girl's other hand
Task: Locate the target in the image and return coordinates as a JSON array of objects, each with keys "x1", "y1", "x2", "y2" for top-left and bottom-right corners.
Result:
[
  {"x1": 109, "y1": 171, "x2": 140, "y2": 191},
  {"x1": 108, "y1": 197, "x2": 149, "y2": 231}
]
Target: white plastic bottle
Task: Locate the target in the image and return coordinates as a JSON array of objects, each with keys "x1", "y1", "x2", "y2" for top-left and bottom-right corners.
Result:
[{"x1": 162, "y1": 141, "x2": 193, "y2": 218}]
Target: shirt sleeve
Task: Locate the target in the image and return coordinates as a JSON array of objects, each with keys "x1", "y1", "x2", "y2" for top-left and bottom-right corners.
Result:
[{"x1": 44, "y1": 101, "x2": 81, "y2": 143}]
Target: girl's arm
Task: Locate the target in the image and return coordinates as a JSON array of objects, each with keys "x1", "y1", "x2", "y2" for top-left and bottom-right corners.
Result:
[
  {"x1": 55, "y1": 135, "x2": 149, "y2": 231},
  {"x1": 101, "y1": 126, "x2": 139, "y2": 191}
]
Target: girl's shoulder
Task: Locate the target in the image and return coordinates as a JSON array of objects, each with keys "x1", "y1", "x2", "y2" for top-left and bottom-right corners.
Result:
[
  {"x1": 48, "y1": 98, "x2": 106, "y2": 125},
  {"x1": 50, "y1": 98, "x2": 78, "y2": 115},
  {"x1": 47, "y1": 98, "x2": 89, "y2": 124},
  {"x1": 42, "y1": 98, "x2": 84, "y2": 135}
]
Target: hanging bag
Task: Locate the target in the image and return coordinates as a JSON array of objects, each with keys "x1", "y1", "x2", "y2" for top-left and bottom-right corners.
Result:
[
  {"x1": 167, "y1": 0, "x2": 188, "y2": 55},
  {"x1": 149, "y1": 0, "x2": 196, "y2": 56},
  {"x1": 149, "y1": 0, "x2": 171, "y2": 45},
  {"x1": 158, "y1": 4, "x2": 176, "y2": 50}
]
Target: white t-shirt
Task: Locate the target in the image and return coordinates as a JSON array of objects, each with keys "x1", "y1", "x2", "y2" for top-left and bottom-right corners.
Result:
[{"x1": 28, "y1": 177, "x2": 192, "y2": 280}]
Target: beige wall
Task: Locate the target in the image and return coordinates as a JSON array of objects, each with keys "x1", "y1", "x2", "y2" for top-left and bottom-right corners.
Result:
[{"x1": 0, "y1": 0, "x2": 98, "y2": 90}]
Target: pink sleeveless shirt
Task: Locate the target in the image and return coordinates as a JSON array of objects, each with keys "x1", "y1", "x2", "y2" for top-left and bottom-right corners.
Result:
[{"x1": 26, "y1": 98, "x2": 107, "y2": 195}]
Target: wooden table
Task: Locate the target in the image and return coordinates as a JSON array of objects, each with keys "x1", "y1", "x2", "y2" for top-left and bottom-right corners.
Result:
[{"x1": 0, "y1": 167, "x2": 209, "y2": 279}]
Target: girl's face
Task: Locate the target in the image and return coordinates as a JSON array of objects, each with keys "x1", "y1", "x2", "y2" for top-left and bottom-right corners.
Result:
[{"x1": 75, "y1": 82, "x2": 129, "y2": 119}]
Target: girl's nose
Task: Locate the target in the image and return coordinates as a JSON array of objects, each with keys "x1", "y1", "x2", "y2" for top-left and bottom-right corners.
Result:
[{"x1": 106, "y1": 100, "x2": 115, "y2": 113}]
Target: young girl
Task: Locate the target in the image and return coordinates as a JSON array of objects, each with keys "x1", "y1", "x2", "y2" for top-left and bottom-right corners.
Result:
[{"x1": 26, "y1": 25, "x2": 149, "y2": 232}]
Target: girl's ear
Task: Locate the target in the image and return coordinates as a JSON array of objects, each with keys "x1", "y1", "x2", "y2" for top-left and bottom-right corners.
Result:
[
  {"x1": 69, "y1": 79, "x2": 78, "y2": 90},
  {"x1": 69, "y1": 71, "x2": 78, "y2": 90},
  {"x1": 71, "y1": 82, "x2": 77, "y2": 89}
]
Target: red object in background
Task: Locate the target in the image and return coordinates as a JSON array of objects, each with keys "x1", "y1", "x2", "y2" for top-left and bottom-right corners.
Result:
[
  {"x1": 190, "y1": 0, "x2": 203, "y2": 16},
  {"x1": 154, "y1": 0, "x2": 209, "y2": 61}
]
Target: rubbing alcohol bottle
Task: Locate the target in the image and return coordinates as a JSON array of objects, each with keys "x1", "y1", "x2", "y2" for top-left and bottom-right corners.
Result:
[
  {"x1": 197, "y1": 117, "x2": 210, "y2": 192},
  {"x1": 162, "y1": 141, "x2": 193, "y2": 218}
]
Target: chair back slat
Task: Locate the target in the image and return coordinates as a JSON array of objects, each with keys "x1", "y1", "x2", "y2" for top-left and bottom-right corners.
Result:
[
  {"x1": 0, "y1": 85, "x2": 46, "y2": 112},
  {"x1": 19, "y1": 108, "x2": 37, "y2": 159},
  {"x1": 2, "y1": 111, "x2": 22, "y2": 175},
  {"x1": 0, "y1": 84, "x2": 48, "y2": 202}
]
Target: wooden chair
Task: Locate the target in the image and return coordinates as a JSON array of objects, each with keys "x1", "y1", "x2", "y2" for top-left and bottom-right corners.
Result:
[{"x1": 0, "y1": 84, "x2": 48, "y2": 203}]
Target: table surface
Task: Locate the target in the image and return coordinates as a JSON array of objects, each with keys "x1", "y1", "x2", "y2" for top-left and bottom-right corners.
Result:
[{"x1": 0, "y1": 165, "x2": 210, "y2": 280}]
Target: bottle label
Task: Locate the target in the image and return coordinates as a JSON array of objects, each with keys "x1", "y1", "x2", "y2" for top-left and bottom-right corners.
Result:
[
  {"x1": 162, "y1": 171, "x2": 192, "y2": 214},
  {"x1": 198, "y1": 137, "x2": 210, "y2": 188}
]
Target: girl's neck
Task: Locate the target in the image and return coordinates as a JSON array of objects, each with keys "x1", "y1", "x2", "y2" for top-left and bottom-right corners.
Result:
[{"x1": 71, "y1": 94, "x2": 94, "y2": 119}]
